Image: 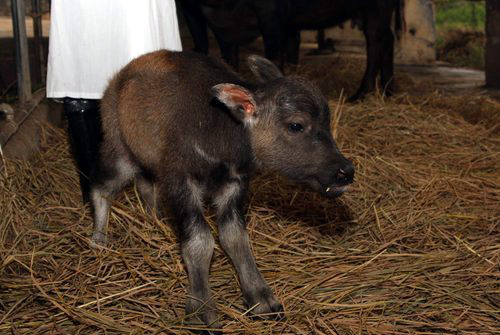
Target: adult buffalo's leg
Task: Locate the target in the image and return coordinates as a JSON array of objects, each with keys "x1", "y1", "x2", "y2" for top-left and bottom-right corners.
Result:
[
  {"x1": 350, "y1": 3, "x2": 397, "y2": 102},
  {"x1": 254, "y1": 1, "x2": 286, "y2": 67},
  {"x1": 168, "y1": 176, "x2": 219, "y2": 329},
  {"x1": 207, "y1": 14, "x2": 240, "y2": 69},
  {"x1": 349, "y1": 11, "x2": 384, "y2": 102},
  {"x1": 213, "y1": 33, "x2": 240, "y2": 70},
  {"x1": 178, "y1": 0, "x2": 209, "y2": 54},
  {"x1": 214, "y1": 177, "x2": 283, "y2": 318},
  {"x1": 316, "y1": 29, "x2": 335, "y2": 54},
  {"x1": 286, "y1": 29, "x2": 301, "y2": 65},
  {"x1": 380, "y1": 24, "x2": 395, "y2": 96}
]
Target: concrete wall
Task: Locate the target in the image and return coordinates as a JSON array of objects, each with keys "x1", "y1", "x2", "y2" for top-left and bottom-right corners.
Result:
[{"x1": 397, "y1": 0, "x2": 436, "y2": 65}]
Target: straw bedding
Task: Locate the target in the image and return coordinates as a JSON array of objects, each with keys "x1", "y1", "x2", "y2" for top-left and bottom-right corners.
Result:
[{"x1": 0, "y1": 70, "x2": 499, "y2": 334}]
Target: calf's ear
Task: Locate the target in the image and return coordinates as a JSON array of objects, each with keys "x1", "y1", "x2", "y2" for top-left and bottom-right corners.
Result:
[
  {"x1": 247, "y1": 55, "x2": 283, "y2": 83},
  {"x1": 212, "y1": 84, "x2": 257, "y2": 126}
]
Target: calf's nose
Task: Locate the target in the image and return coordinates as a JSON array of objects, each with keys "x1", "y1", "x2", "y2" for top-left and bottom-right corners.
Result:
[{"x1": 335, "y1": 162, "x2": 355, "y2": 185}]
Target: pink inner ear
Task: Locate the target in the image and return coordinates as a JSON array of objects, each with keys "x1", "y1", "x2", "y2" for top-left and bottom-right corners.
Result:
[
  {"x1": 223, "y1": 86, "x2": 256, "y2": 117},
  {"x1": 242, "y1": 102, "x2": 255, "y2": 117}
]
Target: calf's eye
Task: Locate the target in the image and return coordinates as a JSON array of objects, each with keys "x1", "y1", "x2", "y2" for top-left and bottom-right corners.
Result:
[{"x1": 288, "y1": 122, "x2": 304, "y2": 134}]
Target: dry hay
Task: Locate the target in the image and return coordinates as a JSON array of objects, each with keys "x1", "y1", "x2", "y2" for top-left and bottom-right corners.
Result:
[
  {"x1": 294, "y1": 54, "x2": 423, "y2": 100},
  {"x1": 295, "y1": 55, "x2": 500, "y2": 132},
  {"x1": 0, "y1": 90, "x2": 499, "y2": 335}
]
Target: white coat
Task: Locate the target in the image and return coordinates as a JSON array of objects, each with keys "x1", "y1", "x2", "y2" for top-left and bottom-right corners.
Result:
[{"x1": 46, "y1": 0, "x2": 182, "y2": 99}]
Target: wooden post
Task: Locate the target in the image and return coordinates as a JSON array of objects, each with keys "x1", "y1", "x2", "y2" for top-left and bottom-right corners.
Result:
[
  {"x1": 32, "y1": 0, "x2": 46, "y2": 84},
  {"x1": 485, "y1": 0, "x2": 500, "y2": 88},
  {"x1": 11, "y1": 0, "x2": 32, "y2": 103}
]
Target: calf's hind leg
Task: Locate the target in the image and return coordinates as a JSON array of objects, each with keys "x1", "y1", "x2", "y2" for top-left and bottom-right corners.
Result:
[
  {"x1": 90, "y1": 156, "x2": 137, "y2": 246},
  {"x1": 136, "y1": 175, "x2": 161, "y2": 216}
]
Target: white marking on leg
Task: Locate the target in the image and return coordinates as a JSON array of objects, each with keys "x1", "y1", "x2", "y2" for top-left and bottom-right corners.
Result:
[
  {"x1": 194, "y1": 144, "x2": 219, "y2": 164},
  {"x1": 214, "y1": 166, "x2": 243, "y2": 214},
  {"x1": 219, "y1": 216, "x2": 265, "y2": 291},
  {"x1": 214, "y1": 182, "x2": 240, "y2": 214},
  {"x1": 219, "y1": 215, "x2": 250, "y2": 252},
  {"x1": 116, "y1": 157, "x2": 138, "y2": 180},
  {"x1": 183, "y1": 226, "x2": 215, "y2": 265},
  {"x1": 187, "y1": 177, "x2": 204, "y2": 208},
  {"x1": 91, "y1": 188, "x2": 110, "y2": 245}
]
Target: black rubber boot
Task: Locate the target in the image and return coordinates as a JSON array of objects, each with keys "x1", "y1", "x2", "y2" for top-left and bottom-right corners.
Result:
[{"x1": 63, "y1": 98, "x2": 102, "y2": 204}]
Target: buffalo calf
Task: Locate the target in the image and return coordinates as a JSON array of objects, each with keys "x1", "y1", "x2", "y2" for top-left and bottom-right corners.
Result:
[{"x1": 90, "y1": 50, "x2": 354, "y2": 329}]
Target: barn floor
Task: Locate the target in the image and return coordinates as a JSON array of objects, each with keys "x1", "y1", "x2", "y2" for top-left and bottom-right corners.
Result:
[{"x1": 1, "y1": 43, "x2": 499, "y2": 334}]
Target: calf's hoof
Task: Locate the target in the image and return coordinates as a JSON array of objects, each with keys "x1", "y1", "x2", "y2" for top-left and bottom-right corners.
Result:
[
  {"x1": 185, "y1": 298, "x2": 221, "y2": 334},
  {"x1": 184, "y1": 322, "x2": 222, "y2": 335},
  {"x1": 90, "y1": 231, "x2": 107, "y2": 248},
  {"x1": 190, "y1": 328, "x2": 222, "y2": 335},
  {"x1": 246, "y1": 288, "x2": 284, "y2": 320}
]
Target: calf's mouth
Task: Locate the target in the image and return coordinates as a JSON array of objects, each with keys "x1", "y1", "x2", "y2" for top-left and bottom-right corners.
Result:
[{"x1": 298, "y1": 176, "x2": 352, "y2": 199}]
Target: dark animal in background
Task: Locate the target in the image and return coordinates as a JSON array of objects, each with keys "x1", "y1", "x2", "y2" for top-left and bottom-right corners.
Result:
[
  {"x1": 178, "y1": 0, "x2": 284, "y2": 69},
  {"x1": 90, "y1": 50, "x2": 354, "y2": 328},
  {"x1": 178, "y1": 0, "x2": 404, "y2": 101}
]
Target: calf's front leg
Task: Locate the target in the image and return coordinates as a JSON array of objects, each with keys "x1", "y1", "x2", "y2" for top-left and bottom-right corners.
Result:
[{"x1": 214, "y1": 178, "x2": 283, "y2": 318}]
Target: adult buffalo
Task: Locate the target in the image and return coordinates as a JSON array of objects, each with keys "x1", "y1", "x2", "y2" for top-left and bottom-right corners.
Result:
[{"x1": 177, "y1": 0, "x2": 404, "y2": 101}]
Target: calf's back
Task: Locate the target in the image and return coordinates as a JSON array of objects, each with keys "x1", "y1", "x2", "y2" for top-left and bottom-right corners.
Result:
[{"x1": 100, "y1": 50, "x2": 252, "y2": 177}]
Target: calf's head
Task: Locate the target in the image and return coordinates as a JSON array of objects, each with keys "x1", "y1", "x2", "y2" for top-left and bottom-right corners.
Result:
[{"x1": 212, "y1": 56, "x2": 354, "y2": 197}]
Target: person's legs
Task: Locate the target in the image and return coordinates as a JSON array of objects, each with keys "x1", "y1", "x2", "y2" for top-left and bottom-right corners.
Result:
[{"x1": 63, "y1": 98, "x2": 102, "y2": 203}]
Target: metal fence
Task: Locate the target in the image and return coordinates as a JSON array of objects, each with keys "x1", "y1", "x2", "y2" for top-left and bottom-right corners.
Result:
[{"x1": 0, "y1": 0, "x2": 49, "y2": 150}]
